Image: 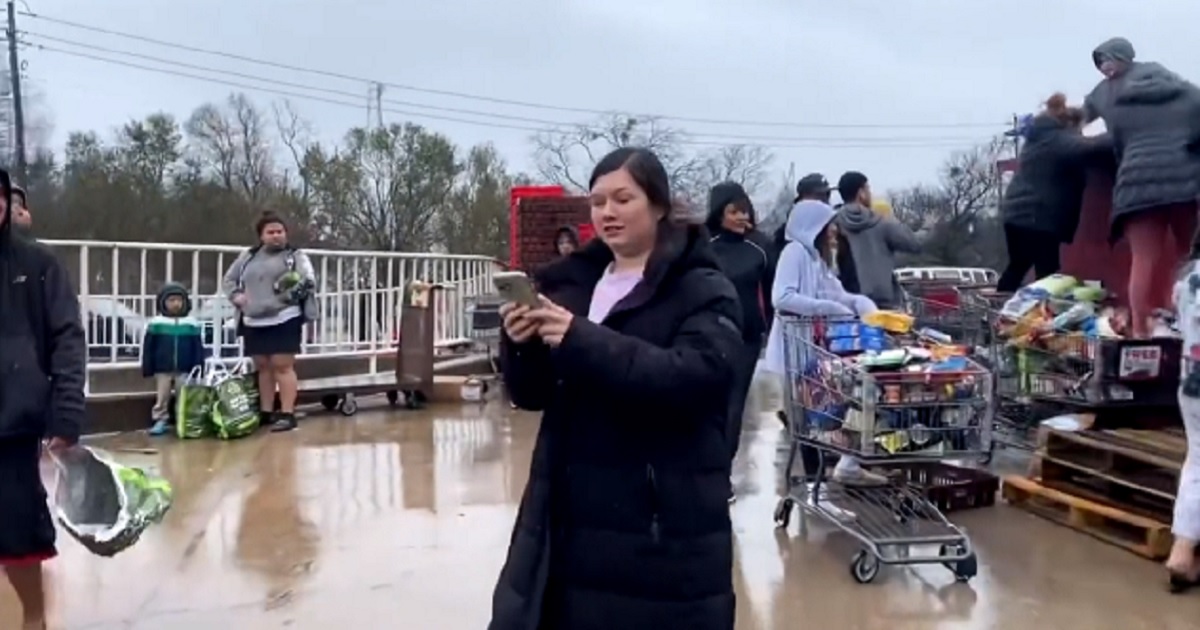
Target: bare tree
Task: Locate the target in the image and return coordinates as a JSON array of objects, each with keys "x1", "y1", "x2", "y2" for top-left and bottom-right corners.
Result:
[
  {"x1": 889, "y1": 136, "x2": 1011, "y2": 267},
  {"x1": 273, "y1": 100, "x2": 313, "y2": 202},
  {"x1": 531, "y1": 113, "x2": 773, "y2": 209},
  {"x1": 185, "y1": 93, "x2": 275, "y2": 201}
]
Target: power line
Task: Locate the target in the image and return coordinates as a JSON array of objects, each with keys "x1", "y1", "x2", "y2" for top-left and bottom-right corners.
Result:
[
  {"x1": 23, "y1": 32, "x2": 987, "y2": 147},
  {"x1": 20, "y1": 10, "x2": 1008, "y2": 132},
  {"x1": 30, "y1": 45, "x2": 985, "y2": 151}
]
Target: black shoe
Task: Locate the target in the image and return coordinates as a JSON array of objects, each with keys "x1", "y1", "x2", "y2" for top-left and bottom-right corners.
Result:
[
  {"x1": 1169, "y1": 571, "x2": 1200, "y2": 594},
  {"x1": 259, "y1": 411, "x2": 274, "y2": 428},
  {"x1": 270, "y1": 412, "x2": 298, "y2": 433}
]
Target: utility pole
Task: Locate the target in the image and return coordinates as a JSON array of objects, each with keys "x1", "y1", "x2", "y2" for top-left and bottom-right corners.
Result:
[
  {"x1": 6, "y1": 0, "x2": 24, "y2": 182},
  {"x1": 374, "y1": 82, "x2": 384, "y2": 128}
]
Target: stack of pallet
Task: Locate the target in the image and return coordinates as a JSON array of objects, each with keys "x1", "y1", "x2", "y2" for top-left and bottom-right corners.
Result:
[{"x1": 1002, "y1": 426, "x2": 1186, "y2": 559}]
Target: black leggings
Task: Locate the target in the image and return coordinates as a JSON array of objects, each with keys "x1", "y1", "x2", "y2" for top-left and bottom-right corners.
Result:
[
  {"x1": 727, "y1": 341, "x2": 761, "y2": 460},
  {"x1": 997, "y1": 224, "x2": 1062, "y2": 292}
]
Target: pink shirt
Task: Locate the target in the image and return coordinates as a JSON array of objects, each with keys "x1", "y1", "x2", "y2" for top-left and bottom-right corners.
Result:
[{"x1": 587, "y1": 266, "x2": 642, "y2": 323}]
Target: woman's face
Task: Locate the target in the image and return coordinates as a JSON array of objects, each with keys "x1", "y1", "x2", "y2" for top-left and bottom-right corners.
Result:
[
  {"x1": 260, "y1": 222, "x2": 288, "y2": 248},
  {"x1": 589, "y1": 168, "x2": 661, "y2": 257},
  {"x1": 720, "y1": 204, "x2": 750, "y2": 234},
  {"x1": 1099, "y1": 59, "x2": 1125, "y2": 79}
]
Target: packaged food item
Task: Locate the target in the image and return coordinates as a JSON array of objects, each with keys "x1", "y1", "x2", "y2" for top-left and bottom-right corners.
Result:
[
  {"x1": 829, "y1": 335, "x2": 887, "y2": 354},
  {"x1": 1024, "y1": 274, "x2": 1079, "y2": 299},
  {"x1": 826, "y1": 323, "x2": 885, "y2": 339},
  {"x1": 862, "y1": 310, "x2": 914, "y2": 334},
  {"x1": 917, "y1": 327, "x2": 953, "y2": 345}
]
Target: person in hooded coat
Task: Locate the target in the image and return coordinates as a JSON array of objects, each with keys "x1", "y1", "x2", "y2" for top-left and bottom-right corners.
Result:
[
  {"x1": 705, "y1": 182, "x2": 774, "y2": 481},
  {"x1": 489, "y1": 147, "x2": 742, "y2": 630},
  {"x1": 997, "y1": 93, "x2": 1112, "y2": 292},
  {"x1": 763, "y1": 197, "x2": 885, "y2": 486},
  {"x1": 0, "y1": 168, "x2": 86, "y2": 630},
  {"x1": 1085, "y1": 36, "x2": 1200, "y2": 336},
  {"x1": 834, "y1": 171, "x2": 920, "y2": 309}
]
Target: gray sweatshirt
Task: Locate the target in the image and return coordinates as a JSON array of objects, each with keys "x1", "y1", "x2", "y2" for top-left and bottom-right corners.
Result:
[
  {"x1": 835, "y1": 202, "x2": 920, "y2": 309},
  {"x1": 222, "y1": 246, "x2": 317, "y2": 325}
]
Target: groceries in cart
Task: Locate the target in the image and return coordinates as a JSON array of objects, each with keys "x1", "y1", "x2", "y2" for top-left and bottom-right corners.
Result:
[
  {"x1": 785, "y1": 315, "x2": 989, "y2": 458},
  {"x1": 990, "y1": 273, "x2": 1181, "y2": 406}
]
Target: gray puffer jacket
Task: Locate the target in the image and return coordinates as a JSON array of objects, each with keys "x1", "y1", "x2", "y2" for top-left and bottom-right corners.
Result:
[{"x1": 1086, "y1": 37, "x2": 1200, "y2": 237}]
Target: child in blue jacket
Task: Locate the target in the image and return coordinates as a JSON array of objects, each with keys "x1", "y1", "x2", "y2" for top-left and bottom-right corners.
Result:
[{"x1": 141, "y1": 282, "x2": 206, "y2": 435}]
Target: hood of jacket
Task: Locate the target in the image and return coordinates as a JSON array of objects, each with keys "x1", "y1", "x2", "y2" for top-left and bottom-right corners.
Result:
[
  {"x1": 1025, "y1": 112, "x2": 1072, "y2": 142},
  {"x1": 1093, "y1": 37, "x2": 1135, "y2": 68},
  {"x1": 1115, "y1": 63, "x2": 1192, "y2": 105},
  {"x1": 156, "y1": 282, "x2": 193, "y2": 317},
  {"x1": 784, "y1": 199, "x2": 835, "y2": 256},
  {"x1": 836, "y1": 201, "x2": 881, "y2": 234}
]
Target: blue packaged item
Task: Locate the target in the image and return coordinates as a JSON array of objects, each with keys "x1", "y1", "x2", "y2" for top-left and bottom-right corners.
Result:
[
  {"x1": 828, "y1": 335, "x2": 887, "y2": 354},
  {"x1": 826, "y1": 323, "x2": 884, "y2": 339}
]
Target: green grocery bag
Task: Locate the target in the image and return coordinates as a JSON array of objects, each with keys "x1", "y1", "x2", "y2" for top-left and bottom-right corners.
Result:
[
  {"x1": 51, "y1": 446, "x2": 173, "y2": 557},
  {"x1": 175, "y1": 366, "x2": 214, "y2": 439},
  {"x1": 209, "y1": 363, "x2": 260, "y2": 439},
  {"x1": 231, "y1": 359, "x2": 260, "y2": 410}
]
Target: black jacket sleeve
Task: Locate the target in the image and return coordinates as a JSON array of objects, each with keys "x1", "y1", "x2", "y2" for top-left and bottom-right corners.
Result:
[
  {"x1": 43, "y1": 257, "x2": 86, "y2": 443},
  {"x1": 553, "y1": 272, "x2": 743, "y2": 417},
  {"x1": 500, "y1": 334, "x2": 554, "y2": 411}
]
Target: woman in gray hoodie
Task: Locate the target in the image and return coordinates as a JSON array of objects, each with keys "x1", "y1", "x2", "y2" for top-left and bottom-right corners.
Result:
[{"x1": 222, "y1": 211, "x2": 317, "y2": 432}]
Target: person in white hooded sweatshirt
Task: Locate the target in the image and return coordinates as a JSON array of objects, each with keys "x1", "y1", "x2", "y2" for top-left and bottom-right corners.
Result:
[{"x1": 764, "y1": 193, "x2": 887, "y2": 486}]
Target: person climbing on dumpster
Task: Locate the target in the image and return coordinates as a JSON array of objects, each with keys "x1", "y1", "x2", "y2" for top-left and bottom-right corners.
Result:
[
  {"x1": 764, "y1": 189, "x2": 884, "y2": 486},
  {"x1": 706, "y1": 181, "x2": 774, "y2": 500},
  {"x1": 1084, "y1": 36, "x2": 1200, "y2": 337},
  {"x1": 0, "y1": 168, "x2": 87, "y2": 630},
  {"x1": 489, "y1": 147, "x2": 742, "y2": 630},
  {"x1": 834, "y1": 171, "x2": 920, "y2": 309},
  {"x1": 998, "y1": 93, "x2": 1111, "y2": 292}
]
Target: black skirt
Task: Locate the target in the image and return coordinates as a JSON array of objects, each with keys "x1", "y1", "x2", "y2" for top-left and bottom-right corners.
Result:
[
  {"x1": 0, "y1": 436, "x2": 57, "y2": 565},
  {"x1": 242, "y1": 316, "x2": 304, "y2": 357}
]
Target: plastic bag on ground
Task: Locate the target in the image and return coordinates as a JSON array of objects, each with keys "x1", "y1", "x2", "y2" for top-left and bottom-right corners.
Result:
[
  {"x1": 51, "y1": 446, "x2": 173, "y2": 557},
  {"x1": 175, "y1": 365, "x2": 214, "y2": 439},
  {"x1": 209, "y1": 362, "x2": 260, "y2": 439}
]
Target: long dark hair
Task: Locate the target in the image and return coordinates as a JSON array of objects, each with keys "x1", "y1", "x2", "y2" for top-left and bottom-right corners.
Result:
[{"x1": 589, "y1": 147, "x2": 674, "y2": 221}]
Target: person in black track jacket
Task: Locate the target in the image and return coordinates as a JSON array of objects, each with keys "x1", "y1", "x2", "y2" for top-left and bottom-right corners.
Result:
[
  {"x1": 0, "y1": 168, "x2": 86, "y2": 629},
  {"x1": 489, "y1": 147, "x2": 742, "y2": 630},
  {"x1": 706, "y1": 182, "x2": 773, "y2": 475}
]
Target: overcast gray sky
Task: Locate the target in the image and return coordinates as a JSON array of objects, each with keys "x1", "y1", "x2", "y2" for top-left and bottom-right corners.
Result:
[{"x1": 18, "y1": 0, "x2": 1200, "y2": 195}]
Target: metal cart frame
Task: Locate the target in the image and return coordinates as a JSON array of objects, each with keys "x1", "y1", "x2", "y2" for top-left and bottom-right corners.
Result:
[{"x1": 772, "y1": 315, "x2": 990, "y2": 584}]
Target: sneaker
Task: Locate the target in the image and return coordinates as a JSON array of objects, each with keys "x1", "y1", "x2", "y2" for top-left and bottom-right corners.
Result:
[
  {"x1": 832, "y1": 466, "x2": 890, "y2": 487},
  {"x1": 270, "y1": 412, "x2": 298, "y2": 433},
  {"x1": 148, "y1": 419, "x2": 170, "y2": 436}
]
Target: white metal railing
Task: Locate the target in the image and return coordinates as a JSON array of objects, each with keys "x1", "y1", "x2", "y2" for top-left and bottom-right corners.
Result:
[{"x1": 43, "y1": 239, "x2": 503, "y2": 396}]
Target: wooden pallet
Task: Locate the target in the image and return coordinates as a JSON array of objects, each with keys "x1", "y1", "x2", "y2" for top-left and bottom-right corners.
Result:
[
  {"x1": 1033, "y1": 428, "x2": 1183, "y2": 497},
  {"x1": 1002, "y1": 475, "x2": 1172, "y2": 560}
]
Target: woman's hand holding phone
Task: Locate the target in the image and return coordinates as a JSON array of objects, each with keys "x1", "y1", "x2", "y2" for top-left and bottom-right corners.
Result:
[
  {"x1": 528, "y1": 296, "x2": 574, "y2": 348},
  {"x1": 500, "y1": 302, "x2": 540, "y2": 343}
]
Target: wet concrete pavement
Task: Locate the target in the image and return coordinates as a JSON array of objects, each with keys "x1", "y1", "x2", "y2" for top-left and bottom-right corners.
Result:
[{"x1": 5, "y1": 381, "x2": 1200, "y2": 629}]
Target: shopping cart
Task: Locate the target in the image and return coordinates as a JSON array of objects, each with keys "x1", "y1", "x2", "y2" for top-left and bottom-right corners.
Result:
[{"x1": 772, "y1": 315, "x2": 990, "y2": 584}]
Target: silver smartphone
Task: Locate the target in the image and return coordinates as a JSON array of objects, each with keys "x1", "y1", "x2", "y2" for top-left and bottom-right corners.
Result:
[{"x1": 492, "y1": 271, "x2": 540, "y2": 307}]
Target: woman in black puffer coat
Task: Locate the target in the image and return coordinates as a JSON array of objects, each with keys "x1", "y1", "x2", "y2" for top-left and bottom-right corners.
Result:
[
  {"x1": 1086, "y1": 36, "x2": 1200, "y2": 336},
  {"x1": 998, "y1": 93, "x2": 1111, "y2": 292},
  {"x1": 490, "y1": 147, "x2": 742, "y2": 630}
]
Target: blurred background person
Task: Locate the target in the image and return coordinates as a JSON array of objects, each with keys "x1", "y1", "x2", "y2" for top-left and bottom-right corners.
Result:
[{"x1": 706, "y1": 181, "x2": 774, "y2": 500}]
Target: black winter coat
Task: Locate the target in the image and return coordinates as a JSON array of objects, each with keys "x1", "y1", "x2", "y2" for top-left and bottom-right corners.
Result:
[
  {"x1": 1106, "y1": 66, "x2": 1200, "y2": 236},
  {"x1": 489, "y1": 224, "x2": 742, "y2": 630},
  {"x1": 709, "y1": 230, "x2": 773, "y2": 344},
  {"x1": 1001, "y1": 114, "x2": 1110, "y2": 243}
]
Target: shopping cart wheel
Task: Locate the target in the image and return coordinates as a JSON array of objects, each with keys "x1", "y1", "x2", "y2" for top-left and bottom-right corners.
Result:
[
  {"x1": 338, "y1": 394, "x2": 359, "y2": 416},
  {"x1": 850, "y1": 550, "x2": 880, "y2": 584},
  {"x1": 773, "y1": 497, "x2": 794, "y2": 529},
  {"x1": 320, "y1": 394, "x2": 339, "y2": 411},
  {"x1": 939, "y1": 544, "x2": 978, "y2": 582},
  {"x1": 386, "y1": 390, "x2": 400, "y2": 407}
]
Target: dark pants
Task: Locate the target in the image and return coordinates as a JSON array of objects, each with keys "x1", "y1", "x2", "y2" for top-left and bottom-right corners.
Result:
[
  {"x1": 997, "y1": 224, "x2": 1061, "y2": 292},
  {"x1": 727, "y1": 340, "x2": 761, "y2": 460}
]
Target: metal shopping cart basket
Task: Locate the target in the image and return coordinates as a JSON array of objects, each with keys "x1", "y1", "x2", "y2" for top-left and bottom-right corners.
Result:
[{"x1": 772, "y1": 315, "x2": 991, "y2": 584}]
